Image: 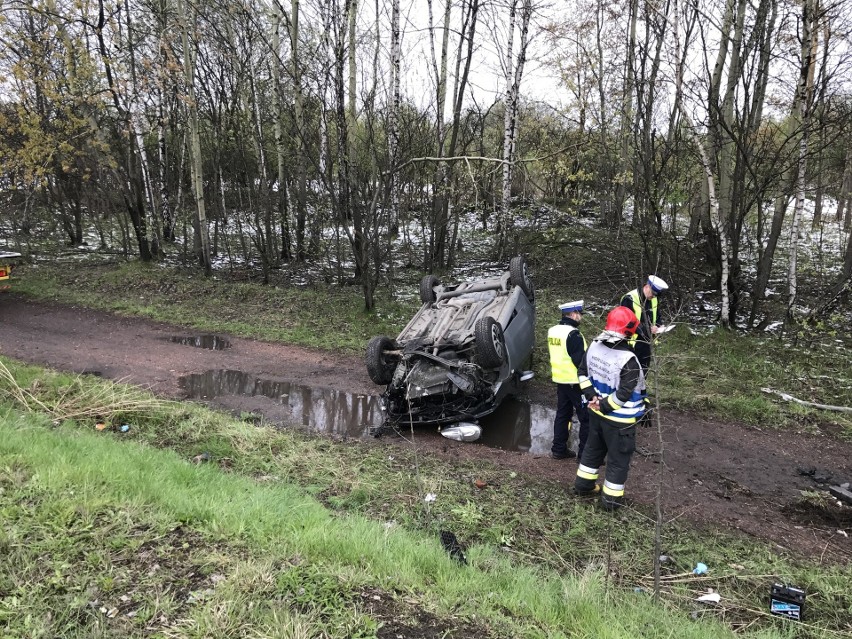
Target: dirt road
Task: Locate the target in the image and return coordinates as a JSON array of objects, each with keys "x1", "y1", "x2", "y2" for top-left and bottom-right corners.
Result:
[{"x1": 1, "y1": 294, "x2": 849, "y2": 561}]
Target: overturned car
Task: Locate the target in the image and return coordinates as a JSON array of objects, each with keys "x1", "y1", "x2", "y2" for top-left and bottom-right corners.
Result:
[{"x1": 366, "y1": 256, "x2": 536, "y2": 429}]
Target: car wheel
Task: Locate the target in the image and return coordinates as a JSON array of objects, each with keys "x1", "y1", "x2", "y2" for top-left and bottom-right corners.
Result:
[
  {"x1": 419, "y1": 274, "x2": 441, "y2": 303},
  {"x1": 366, "y1": 335, "x2": 398, "y2": 385},
  {"x1": 475, "y1": 317, "x2": 505, "y2": 368},
  {"x1": 509, "y1": 256, "x2": 534, "y2": 302}
]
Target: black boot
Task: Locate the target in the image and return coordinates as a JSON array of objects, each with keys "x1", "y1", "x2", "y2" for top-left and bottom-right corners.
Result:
[
  {"x1": 573, "y1": 483, "x2": 600, "y2": 497},
  {"x1": 551, "y1": 450, "x2": 577, "y2": 459},
  {"x1": 600, "y1": 493, "x2": 624, "y2": 510}
]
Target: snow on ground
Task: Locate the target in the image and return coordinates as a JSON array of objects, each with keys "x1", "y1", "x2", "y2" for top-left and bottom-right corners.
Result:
[{"x1": 4, "y1": 196, "x2": 849, "y2": 333}]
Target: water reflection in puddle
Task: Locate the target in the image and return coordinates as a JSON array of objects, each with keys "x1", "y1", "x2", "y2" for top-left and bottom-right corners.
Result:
[
  {"x1": 178, "y1": 369, "x2": 381, "y2": 437},
  {"x1": 477, "y1": 398, "x2": 558, "y2": 456},
  {"x1": 178, "y1": 369, "x2": 560, "y2": 454},
  {"x1": 170, "y1": 335, "x2": 231, "y2": 350}
]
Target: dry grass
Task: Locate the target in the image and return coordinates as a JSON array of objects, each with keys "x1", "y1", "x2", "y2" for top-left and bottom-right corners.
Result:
[{"x1": 0, "y1": 358, "x2": 167, "y2": 423}]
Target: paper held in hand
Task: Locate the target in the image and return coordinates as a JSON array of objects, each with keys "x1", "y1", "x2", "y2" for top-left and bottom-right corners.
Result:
[{"x1": 656, "y1": 324, "x2": 676, "y2": 334}]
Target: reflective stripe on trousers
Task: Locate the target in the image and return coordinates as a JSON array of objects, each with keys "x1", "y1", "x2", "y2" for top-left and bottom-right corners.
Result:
[
  {"x1": 577, "y1": 464, "x2": 599, "y2": 481},
  {"x1": 602, "y1": 480, "x2": 625, "y2": 497}
]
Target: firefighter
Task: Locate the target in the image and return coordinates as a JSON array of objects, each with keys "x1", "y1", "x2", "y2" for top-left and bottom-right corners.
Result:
[
  {"x1": 574, "y1": 306, "x2": 646, "y2": 510},
  {"x1": 620, "y1": 275, "x2": 668, "y2": 374},
  {"x1": 547, "y1": 300, "x2": 589, "y2": 460}
]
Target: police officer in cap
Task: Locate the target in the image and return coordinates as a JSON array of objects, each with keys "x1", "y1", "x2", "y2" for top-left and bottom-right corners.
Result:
[
  {"x1": 547, "y1": 300, "x2": 590, "y2": 460},
  {"x1": 620, "y1": 275, "x2": 669, "y2": 374}
]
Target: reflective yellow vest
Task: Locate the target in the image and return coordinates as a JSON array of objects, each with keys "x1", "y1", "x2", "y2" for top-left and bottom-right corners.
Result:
[
  {"x1": 548, "y1": 324, "x2": 586, "y2": 384},
  {"x1": 626, "y1": 289, "x2": 657, "y2": 346}
]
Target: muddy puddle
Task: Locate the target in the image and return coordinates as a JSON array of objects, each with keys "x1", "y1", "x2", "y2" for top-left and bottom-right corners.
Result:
[
  {"x1": 178, "y1": 369, "x2": 380, "y2": 437},
  {"x1": 170, "y1": 334, "x2": 231, "y2": 350},
  {"x1": 477, "y1": 398, "x2": 560, "y2": 456},
  {"x1": 179, "y1": 369, "x2": 563, "y2": 455}
]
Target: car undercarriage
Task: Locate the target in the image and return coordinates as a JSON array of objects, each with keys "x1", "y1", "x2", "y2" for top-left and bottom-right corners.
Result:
[{"x1": 366, "y1": 257, "x2": 535, "y2": 433}]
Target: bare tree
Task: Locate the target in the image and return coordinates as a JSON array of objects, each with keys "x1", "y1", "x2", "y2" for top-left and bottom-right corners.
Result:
[
  {"x1": 786, "y1": 0, "x2": 819, "y2": 324},
  {"x1": 611, "y1": 0, "x2": 638, "y2": 226},
  {"x1": 497, "y1": 0, "x2": 533, "y2": 259},
  {"x1": 271, "y1": 7, "x2": 291, "y2": 263},
  {"x1": 837, "y1": 147, "x2": 852, "y2": 225},
  {"x1": 430, "y1": 0, "x2": 481, "y2": 271},
  {"x1": 177, "y1": 0, "x2": 212, "y2": 274}
]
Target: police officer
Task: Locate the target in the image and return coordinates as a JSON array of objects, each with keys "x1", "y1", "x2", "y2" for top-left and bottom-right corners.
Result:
[
  {"x1": 547, "y1": 300, "x2": 589, "y2": 460},
  {"x1": 574, "y1": 306, "x2": 646, "y2": 510},
  {"x1": 620, "y1": 275, "x2": 668, "y2": 374}
]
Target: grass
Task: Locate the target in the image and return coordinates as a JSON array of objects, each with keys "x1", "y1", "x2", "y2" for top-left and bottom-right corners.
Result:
[
  {"x1": 14, "y1": 260, "x2": 412, "y2": 353},
  {"x1": 529, "y1": 288, "x2": 852, "y2": 437},
  {"x1": 13, "y1": 229, "x2": 852, "y2": 437},
  {"x1": 0, "y1": 412, "x2": 749, "y2": 639},
  {"x1": 654, "y1": 325, "x2": 852, "y2": 432},
  {"x1": 1, "y1": 357, "x2": 850, "y2": 637}
]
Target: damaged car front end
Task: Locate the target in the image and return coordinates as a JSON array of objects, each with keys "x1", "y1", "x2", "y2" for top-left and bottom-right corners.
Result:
[{"x1": 366, "y1": 257, "x2": 536, "y2": 430}]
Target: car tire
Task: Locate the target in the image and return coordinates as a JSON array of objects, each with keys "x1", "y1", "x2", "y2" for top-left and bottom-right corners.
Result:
[
  {"x1": 475, "y1": 317, "x2": 505, "y2": 368},
  {"x1": 509, "y1": 256, "x2": 534, "y2": 302},
  {"x1": 366, "y1": 336, "x2": 398, "y2": 385},
  {"x1": 419, "y1": 274, "x2": 441, "y2": 303}
]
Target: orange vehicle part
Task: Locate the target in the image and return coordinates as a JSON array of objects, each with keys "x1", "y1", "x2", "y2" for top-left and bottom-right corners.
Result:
[{"x1": 0, "y1": 251, "x2": 22, "y2": 290}]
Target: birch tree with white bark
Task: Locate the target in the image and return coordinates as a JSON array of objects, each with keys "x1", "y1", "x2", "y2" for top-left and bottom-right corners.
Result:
[
  {"x1": 176, "y1": 0, "x2": 212, "y2": 274},
  {"x1": 786, "y1": 0, "x2": 818, "y2": 324},
  {"x1": 496, "y1": 0, "x2": 533, "y2": 260}
]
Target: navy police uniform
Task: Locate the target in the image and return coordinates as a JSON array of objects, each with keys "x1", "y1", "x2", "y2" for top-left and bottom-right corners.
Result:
[
  {"x1": 547, "y1": 300, "x2": 590, "y2": 459},
  {"x1": 620, "y1": 275, "x2": 668, "y2": 373}
]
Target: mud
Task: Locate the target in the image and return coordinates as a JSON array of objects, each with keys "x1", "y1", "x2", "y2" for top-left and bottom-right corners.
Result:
[{"x1": 0, "y1": 295, "x2": 849, "y2": 561}]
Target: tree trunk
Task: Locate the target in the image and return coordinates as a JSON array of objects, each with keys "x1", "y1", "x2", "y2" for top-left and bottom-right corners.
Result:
[
  {"x1": 638, "y1": 0, "x2": 667, "y2": 238},
  {"x1": 290, "y1": 0, "x2": 306, "y2": 262},
  {"x1": 347, "y1": 0, "x2": 368, "y2": 285},
  {"x1": 499, "y1": 0, "x2": 517, "y2": 255},
  {"x1": 498, "y1": 0, "x2": 532, "y2": 260},
  {"x1": 157, "y1": 82, "x2": 174, "y2": 242},
  {"x1": 786, "y1": 0, "x2": 817, "y2": 324},
  {"x1": 177, "y1": 0, "x2": 211, "y2": 275},
  {"x1": 131, "y1": 112, "x2": 160, "y2": 257},
  {"x1": 247, "y1": 54, "x2": 275, "y2": 282},
  {"x1": 272, "y1": 9, "x2": 293, "y2": 262},
  {"x1": 700, "y1": 137, "x2": 731, "y2": 327},
  {"x1": 388, "y1": 0, "x2": 401, "y2": 237},
  {"x1": 674, "y1": 0, "x2": 729, "y2": 326},
  {"x1": 90, "y1": 0, "x2": 151, "y2": 261},
  {"x1": 812, "y1": 146, "x2": 823, "y2": 230},
  {"x1": 837, "y1": 147, "x2": 852, "y2": 224},
  {"x1": 123, "y1": 0, "x2": 160, "y2": 258},
  {"x1": 612, "y1": 0, "x2": 638, "y2": 226},
  {"x1": 751, "y1": 7, "x2": 809, "y2": 323},
  {"x1": 715, "y1": 0, "x2": 747, "y2": 324},
  {"x1": 156, "y1": 7, "x2": 174, "y2": 245},
  {"x1": 432, "y1": 0, "x2": 480, "y2": 270},
  {"x1": 595, "y1": 0, "x2": 610, "y2": 213},
  {"x1": 333, "y1": 0, "x2": 372, "y2": 309},
  {"x1": 427, "y1": 0, "x2": 452, "y2": 271}
]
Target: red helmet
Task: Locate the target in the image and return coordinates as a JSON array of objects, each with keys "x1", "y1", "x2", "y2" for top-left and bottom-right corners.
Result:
[{"x1": 605, "y1": 306, "x2": 639, "y2": 337}]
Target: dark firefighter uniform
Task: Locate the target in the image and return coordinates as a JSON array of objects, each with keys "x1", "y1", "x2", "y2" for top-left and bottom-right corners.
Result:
[
  {"x1": 547, "y1": 301, "x2": 589, "y2": 459},
  {"x1": 574, "y1": 332, "x2": 646, "y2": 509}
]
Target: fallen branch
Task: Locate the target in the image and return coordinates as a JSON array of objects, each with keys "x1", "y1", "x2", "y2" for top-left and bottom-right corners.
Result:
[{"x1": 761, "y1": 388, "x2": 852, "y2": 414}]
